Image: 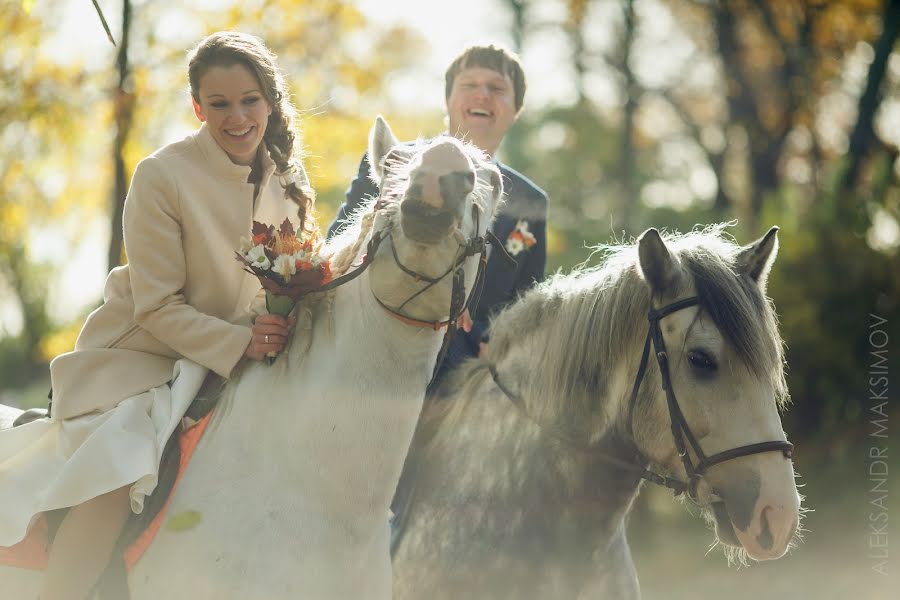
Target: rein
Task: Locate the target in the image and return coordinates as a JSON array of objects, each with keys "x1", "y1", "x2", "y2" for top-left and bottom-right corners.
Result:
[{"x1": 489, "y1": 296, "x2": 794, "y2": 502}]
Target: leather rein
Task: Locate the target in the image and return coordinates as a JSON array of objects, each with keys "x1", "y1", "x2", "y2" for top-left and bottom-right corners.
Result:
[{"x1": 489, "y1": 296, "x2": 794, "y2": 502}]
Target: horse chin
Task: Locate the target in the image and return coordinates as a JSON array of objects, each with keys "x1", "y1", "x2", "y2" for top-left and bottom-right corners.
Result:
[
  {"x1": 709, "y1": 501, "x2": 742, "y2": 548},
  {"x1": 400, "y1": 203, "x2": 456, "y2": 244}
]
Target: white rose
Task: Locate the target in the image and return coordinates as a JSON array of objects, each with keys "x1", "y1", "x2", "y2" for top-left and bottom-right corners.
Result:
[
  {"x1": 273, "y1": 253, "x2": 297, "y2": 279},
  {"x1": 247, "y1": 244, "x2": 271, "y2": 270},
  {"x1": 505, "y1": 237, "x2": 524, "y2": 256},
  {"x1": 238, "y1": 235, "x2": 253, "y2": 255},
  {"x1": 516, "y1": 219, "x2": 530, "y2": 233}
]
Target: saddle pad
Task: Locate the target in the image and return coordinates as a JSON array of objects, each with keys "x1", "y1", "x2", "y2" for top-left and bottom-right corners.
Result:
[
  {"x1": 123, "y1": 410, "x2": 212, "y2": 570},
  {"x1": 0, "y1": 411, "x2": 213, "y2": 572}
]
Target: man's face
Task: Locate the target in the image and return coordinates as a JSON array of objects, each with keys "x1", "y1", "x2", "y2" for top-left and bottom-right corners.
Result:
[{"x1": 446, "y1": 66, "x2": 517, "y2": 156}]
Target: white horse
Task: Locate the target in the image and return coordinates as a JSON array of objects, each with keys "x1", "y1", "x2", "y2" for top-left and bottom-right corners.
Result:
[
  {"x1": 391, "y1": 226, "x2": 802, "y2": 599},
  {"x1": 1, "y1": 116, "x2": 503, "y2": 599}
]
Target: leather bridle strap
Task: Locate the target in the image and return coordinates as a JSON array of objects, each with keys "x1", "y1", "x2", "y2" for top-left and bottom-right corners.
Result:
[
  {"x1": 629, "y1": 296, "x2": 794, "y2": 500},
  {"x1": 488, "y1": 294, "x2": 794, "y2": 502},
  {"x1": 372, "y1": 204, "x2": 494, "y2": 387}
]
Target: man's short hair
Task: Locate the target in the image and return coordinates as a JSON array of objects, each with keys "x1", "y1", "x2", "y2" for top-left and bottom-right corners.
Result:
[{"x1": 445, "y1": 45, "x2": 526, "y2": 112}]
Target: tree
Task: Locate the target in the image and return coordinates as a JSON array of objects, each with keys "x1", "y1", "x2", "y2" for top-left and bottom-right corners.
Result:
[{"x1": 1, "y1": 0, "x2": 112, "y2": 384}]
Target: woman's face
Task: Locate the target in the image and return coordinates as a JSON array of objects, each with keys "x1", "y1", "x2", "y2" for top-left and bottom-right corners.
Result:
[{"x1": 192, "y1": 63, "x2": 272, "y2": 166}]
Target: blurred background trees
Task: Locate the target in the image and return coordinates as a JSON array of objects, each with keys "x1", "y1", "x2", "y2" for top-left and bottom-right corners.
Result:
[
  {"x1": 2, "y1": 0, "x2": 898, "y2": 594},
  {"x1": 2, "y1": 0, "x2": 898, "y2": 441}
]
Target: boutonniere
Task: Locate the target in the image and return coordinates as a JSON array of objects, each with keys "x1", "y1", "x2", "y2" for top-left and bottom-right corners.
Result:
[{"x1": 505, "y1": 220, "x2": 537, "y2": 256}]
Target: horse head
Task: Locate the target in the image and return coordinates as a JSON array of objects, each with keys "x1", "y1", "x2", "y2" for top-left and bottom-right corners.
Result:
[
  {"x1": 356, "y1": 116, "x2": 503, "y2": 325},
  {"x1": 631, "y1": 227, "x2": 800, "y2": 562}
]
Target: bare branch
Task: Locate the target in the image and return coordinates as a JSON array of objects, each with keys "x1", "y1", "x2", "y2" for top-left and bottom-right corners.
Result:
[{"x1": 92, "y1": 0, "x2": 117, "y2": 46}]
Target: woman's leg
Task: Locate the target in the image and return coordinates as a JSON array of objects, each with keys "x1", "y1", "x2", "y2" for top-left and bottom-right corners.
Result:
[{"x1": 40, "y1": 485, "x2": 132, "y2": 600}]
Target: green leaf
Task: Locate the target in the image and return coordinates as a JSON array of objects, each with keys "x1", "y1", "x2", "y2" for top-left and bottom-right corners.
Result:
[{"x1": 165, "y1": 510, "x2": 203, "y2": 532}]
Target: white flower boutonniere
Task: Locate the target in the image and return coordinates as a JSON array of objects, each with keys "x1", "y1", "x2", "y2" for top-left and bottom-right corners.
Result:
[{"x1": 505, "y1": 220, "x2": 537, "y2": 256}]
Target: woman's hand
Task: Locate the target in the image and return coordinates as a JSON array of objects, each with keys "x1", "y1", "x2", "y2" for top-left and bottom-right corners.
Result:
[{"x1": 244, "y1": 313, "x2": 296, "y2": 361}]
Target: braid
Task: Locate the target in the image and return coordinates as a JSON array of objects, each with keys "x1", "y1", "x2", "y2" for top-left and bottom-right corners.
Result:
[{"x1": 265, "y1": 107, "x2": 316, "y2": 235}]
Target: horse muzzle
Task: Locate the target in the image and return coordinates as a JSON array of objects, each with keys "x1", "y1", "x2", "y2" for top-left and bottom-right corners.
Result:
[{"x1": 400, "y1": 200, "x2": 459, "y2": 244}]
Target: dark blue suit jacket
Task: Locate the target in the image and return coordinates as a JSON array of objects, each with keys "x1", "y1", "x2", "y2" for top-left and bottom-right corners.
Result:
[{"x1": 328, "y1": 149, "x2": 548, "y2": 392}]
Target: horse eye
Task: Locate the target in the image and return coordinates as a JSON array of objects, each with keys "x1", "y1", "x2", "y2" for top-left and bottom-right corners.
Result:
[{"x1": 687, "y1": 350, "x2": 717, "y2": 371}]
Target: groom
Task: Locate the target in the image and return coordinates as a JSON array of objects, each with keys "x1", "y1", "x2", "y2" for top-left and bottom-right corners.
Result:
[{"x1": 328, "y1": 44, "x2": 548, "y2": 394}]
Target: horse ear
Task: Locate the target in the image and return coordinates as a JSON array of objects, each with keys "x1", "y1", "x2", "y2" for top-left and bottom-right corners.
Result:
[
  {"x1": 637, "y1": 228, "x2": 682, "y2": 296},
  {"x1": 368, "y1": 115, "x2": 399, "y2": 185},
  {"x1": 735, "y1": 226, "x2": 779, "y2": 290}
]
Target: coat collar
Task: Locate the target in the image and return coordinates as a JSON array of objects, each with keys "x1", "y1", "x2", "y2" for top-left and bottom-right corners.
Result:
[{"x1": 195, "y1": 123, "x2": 277, "y2": 185}]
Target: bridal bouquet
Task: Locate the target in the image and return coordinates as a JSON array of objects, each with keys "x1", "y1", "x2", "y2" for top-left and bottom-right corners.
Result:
[{"x1": 235, "y1": 218, "x2": 332, "y2": 362}]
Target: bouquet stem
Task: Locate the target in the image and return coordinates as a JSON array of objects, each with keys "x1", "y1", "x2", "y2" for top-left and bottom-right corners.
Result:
[{"x1": 265, "y1": 291, "x2": 296, "y2": 365}]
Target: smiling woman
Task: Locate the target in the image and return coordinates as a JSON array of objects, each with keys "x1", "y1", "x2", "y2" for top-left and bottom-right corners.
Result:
[{"x1": 0, "y1": 31, "x2": 315, "y2": 600}]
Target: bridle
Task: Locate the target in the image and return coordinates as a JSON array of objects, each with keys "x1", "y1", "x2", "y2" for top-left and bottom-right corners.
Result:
[
  {"x1": 489, "y1": 295, "x2": 794, "y2": 503},
  {"x1": 623, "y1": 296, "x2": 794, "y2": 501},
  {"x1": 317, "y1": 198, "x2": 513, "y2": 386}
]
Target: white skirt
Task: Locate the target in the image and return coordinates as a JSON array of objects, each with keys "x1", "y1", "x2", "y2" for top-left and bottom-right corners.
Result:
[{"x1": 0, "y1": 359, "x2": 208, "y2": 547}]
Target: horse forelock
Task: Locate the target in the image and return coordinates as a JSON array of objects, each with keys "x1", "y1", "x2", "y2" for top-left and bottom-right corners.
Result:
[{"x1": 677, "y1": 238, "x2": 789, "y2": 408}]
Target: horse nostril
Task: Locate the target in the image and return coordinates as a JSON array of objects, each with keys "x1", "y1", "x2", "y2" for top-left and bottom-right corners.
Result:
[{"x1": 756, "y1": 506, "x2": 774, "y2": 550}]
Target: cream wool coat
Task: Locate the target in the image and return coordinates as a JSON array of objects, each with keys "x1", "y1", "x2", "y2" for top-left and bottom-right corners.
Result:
[{"x1": 49, "y1": 124, "x2": 297, "y2": 420}]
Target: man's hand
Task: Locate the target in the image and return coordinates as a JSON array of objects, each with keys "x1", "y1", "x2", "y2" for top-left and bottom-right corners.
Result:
[{"x1": 459, "y1": 309, "x2": 473, "y2": 333}]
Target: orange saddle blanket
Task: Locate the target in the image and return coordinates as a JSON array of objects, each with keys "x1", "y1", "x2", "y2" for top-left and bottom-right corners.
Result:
[{"x1": 0, "y1": 411, "x2": 212, "y2": 572}]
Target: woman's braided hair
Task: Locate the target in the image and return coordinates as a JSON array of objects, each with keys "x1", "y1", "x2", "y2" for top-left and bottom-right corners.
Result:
[{"x1": 188, "y1": 31, "x2": 316, "y2": 233}]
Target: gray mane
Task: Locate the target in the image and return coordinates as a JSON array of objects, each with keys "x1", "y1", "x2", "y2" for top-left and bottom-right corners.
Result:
[{"x1": 476, "y1": 226, "x2": 788, "y2": 436}]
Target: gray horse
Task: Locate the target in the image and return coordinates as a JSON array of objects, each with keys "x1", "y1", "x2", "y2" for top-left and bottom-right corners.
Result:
[{"x1": 392, "y1": 226, "x2": 801, "y2": 599}]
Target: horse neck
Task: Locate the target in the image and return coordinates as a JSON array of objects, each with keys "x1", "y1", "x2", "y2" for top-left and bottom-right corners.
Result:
[
  {"x1": 489, "y1": 306, "x2": 647, "y2": 454},
  {"x1": 417, "y1": 365, "x2": 643, "y2": 547}
]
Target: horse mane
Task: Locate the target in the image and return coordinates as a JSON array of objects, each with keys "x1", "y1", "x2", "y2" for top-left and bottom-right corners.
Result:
[{"x1": 477, "y1": 225, "x2": 788, "y2": 438}]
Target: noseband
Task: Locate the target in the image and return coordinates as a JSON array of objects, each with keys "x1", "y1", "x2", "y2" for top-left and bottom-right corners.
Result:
[{"x1": 626, "y1": 297, "x2": 794, "y2": 500}]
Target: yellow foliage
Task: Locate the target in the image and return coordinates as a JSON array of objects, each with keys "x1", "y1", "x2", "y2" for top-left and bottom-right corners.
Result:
[
  {"x1": 37, "y1": 321, "x2": 82, "y2": 362},
  {"x1": 546, "y1": 225, "x2": 568, "y2": 258},
  {"x1": 0, "y1": 203, "x2": 26, "y2": 244}
]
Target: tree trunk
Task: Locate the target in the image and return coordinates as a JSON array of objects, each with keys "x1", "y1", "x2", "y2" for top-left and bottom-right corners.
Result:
[
  {"x1": 620, "y1": 0, "x2": 638, "y2": 233},
  {"x1": 508, "y1": 0, "x2": 527, "y2": 54},
  {"x1": 107, "y1": 0, "x2": 134, "y2": 272},
  {"x1": 838, "y1": 0, "x2": 900, "y2": 194}
]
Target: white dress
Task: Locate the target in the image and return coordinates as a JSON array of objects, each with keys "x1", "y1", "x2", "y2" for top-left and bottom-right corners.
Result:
[{"x1": 0, "y1": 359, "x2": 208, "y2": 547}]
